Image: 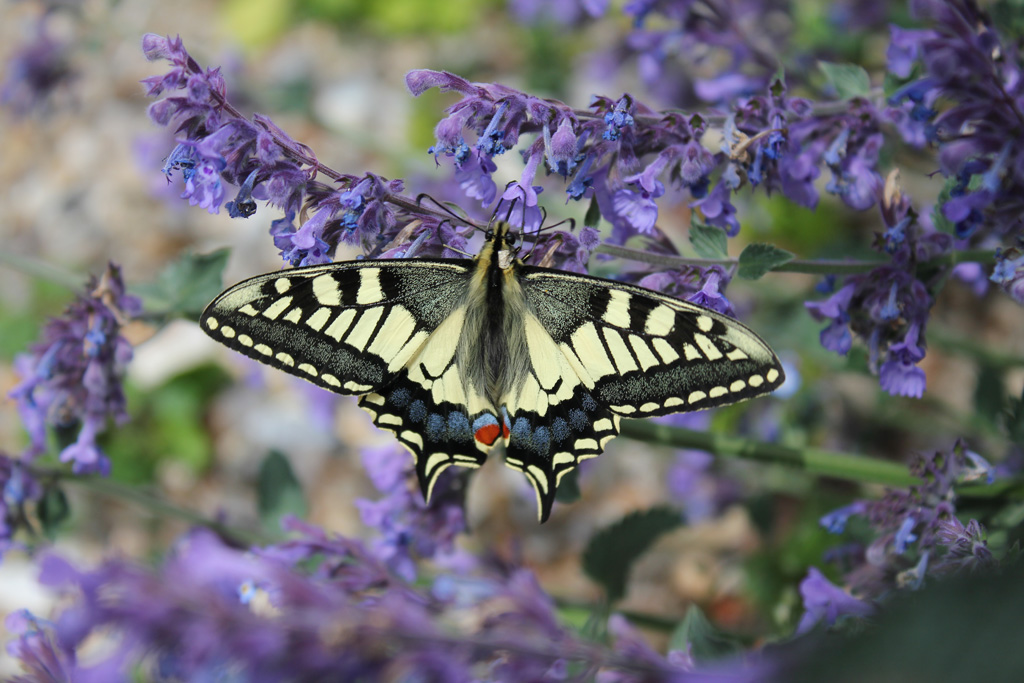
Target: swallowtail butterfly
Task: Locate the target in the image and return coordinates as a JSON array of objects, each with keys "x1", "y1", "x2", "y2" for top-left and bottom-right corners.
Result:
[{"x1": 201, "y1": 223, "x2": 784, "y2": 521}]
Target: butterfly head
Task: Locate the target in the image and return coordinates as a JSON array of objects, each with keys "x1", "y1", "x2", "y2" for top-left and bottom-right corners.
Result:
[{"x1": 486, "y1": 222, "x2": 522, "y2": 270}]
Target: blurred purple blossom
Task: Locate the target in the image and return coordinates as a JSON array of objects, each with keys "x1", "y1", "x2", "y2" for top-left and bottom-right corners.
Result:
[
  {"x1": 820, "y1": 440, "x2": 997, "y2": 598},
  {"x1": 0, "y1": 14, "x2": 74, "y2": 116},
  {"x1": 887, "y1": 0, "x2": 1024, "y2": 242},
  {"x1": 805, "y1": 174, "x2": 951, "y2": 397},
  {"x1": 8, "y1": 523, "x2": 707, "y2": 680},
  {"x1": 143, "y1": 34, "x2": 436, "y2": 263},
  {"x1": 796, "y1": 567, "x2": 875, "y2": 634},
  {"x1": 355, "y1": 444, "x2": 468, "y2": 581},
  {"x1": 9, "y1": 264, "x2": 140, "y2": 474}
]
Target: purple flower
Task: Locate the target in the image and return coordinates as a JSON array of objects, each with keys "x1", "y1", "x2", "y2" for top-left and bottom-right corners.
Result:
[
  {"x1": 0, "y1": 17, "x2": 74, "y2": 116},
  {"x1": 602, "y1": 96, "x2": 635, "y2": 141},
  {"x1": 9, "y1": 265, "x2": 139, "y2": 476},
  {"x1": 545, "y1": 116, "x2": 581, "y2": 176},
  {"x1": 355, "y1": 444, "x2": 467, "y2": 581},
  {"x1": 454, "y1": 148, "x2": 498, "y2": 205},
  {"x1": 827, "y1": 441, "x2": 999, "y2": 598},
  {"x1": 4, "y1": 610, "x2": 78, "y2": 682},
  {"x1": 886, "y1": 1, "x2": 1024, "y2": 241},
  {"x1": 691, "y1": 182, "x2": 739, "y2": 236},
  {"x1": 796, "y1": 567, "x2": 875, "y2": 634},
  {"x1": 931, "y1": 517, "x2": 995, "y2": 576},
  {"x1": 820, "y1": 501, "x2": 869, "y2": 534},
  {"x1": 878, "y1": 324, "x2": 926, "y2": 398},
  {"x1": 990, "y1": 248, "x2": 1024, "y2": 304}
]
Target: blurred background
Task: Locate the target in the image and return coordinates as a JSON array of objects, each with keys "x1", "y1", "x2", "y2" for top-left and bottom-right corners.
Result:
[{"x1": 2, "y1": 0, "x2": 1023, "y2": 675}]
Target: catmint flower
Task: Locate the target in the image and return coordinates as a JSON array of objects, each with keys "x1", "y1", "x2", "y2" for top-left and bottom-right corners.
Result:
[
  {"x1": 822, "y1": 441, "x2": 998, "y2": 598},
  {"x1": 525, "y1": 226, "x2": 600, "y2": 273},
  {"x1": 498, "y1": 176, "x2": 544, "y2": 233},
  {"x1": 796, "y1": 567, "x2": 875, "y2": 634},
  {"x1": 820, "y1": 501, "x2": 869, "y2": 534},
  {"x1": 454, "y1": 148, "x2": 499, "y2": 205},
  {"x1": 886, "y1": 1, "x2": 1024, "y2": 241},
  {"x1": 878, "y1": 324, "x2": 926, "y2": 398},
  {"x1": 602, "y1": 96, "x2": 635, "y2": 141},
  {"x1": 545, "y1": 116, "x2": 581, "y2": 176},
  {"x1": 9, "y1": 265, "x2": 139, "y2": 475},
  {"x1": 4, "y1": 610, "x2": 82, "y2": 681},
  {"x1": 990, "y1": 248, "x2": 1024, "y2": 304},
  {"x1": 355, "y1": 444, "x2": 467, "y2": 582},
  {"x1": 690, "y1": 183, "x2": 740, "y2": 236},
  {"x1": 0, "y1": 17, "x2": 74, "y2": 116},
  {"x1": 931, "y1": 518, "x2": 995, "y2": 575}
]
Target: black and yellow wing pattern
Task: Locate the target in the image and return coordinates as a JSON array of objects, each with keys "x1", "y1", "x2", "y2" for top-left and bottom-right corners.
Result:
[{"x1": 201, "y1": 223, "x2": 784, "y2": 522}]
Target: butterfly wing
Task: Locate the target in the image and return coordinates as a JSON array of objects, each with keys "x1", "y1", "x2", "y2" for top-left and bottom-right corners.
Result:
[
  {"x1": 519, "y1": 268, "x2": 785, "y2": 414},
  {"x1": 201, "y1": 259, "x2": 491, "y2": 498},
  {"x1": 501, "y1": 268, "x2": 785, "y2": 521}
]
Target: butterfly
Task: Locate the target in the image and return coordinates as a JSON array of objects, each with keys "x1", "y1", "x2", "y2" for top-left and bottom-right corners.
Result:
[{"x1": 201, "y1": 222, "x2": 784, "y2": 521}]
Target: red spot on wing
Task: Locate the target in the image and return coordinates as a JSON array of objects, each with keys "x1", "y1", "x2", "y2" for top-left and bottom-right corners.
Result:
[{"x1": 475, "y1": 423, "x2": 501, "y2": 446}]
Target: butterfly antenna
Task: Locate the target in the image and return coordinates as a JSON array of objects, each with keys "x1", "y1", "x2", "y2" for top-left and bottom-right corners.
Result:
[{"x1": 415, "y1": 193, "x2": 480, "y2": 229}]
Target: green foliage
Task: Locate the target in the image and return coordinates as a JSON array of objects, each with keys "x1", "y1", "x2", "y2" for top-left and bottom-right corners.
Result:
[
  {"x1": 257, "y1": 450, "x2": 307, "y2": 533},
  {"x1": 974, "y1": 363, "x2": 1006, "y2": 427},
  {"x1": 689, "y1": 220, "x2": 729, "y2": 260},
  {"x1": 818, "y1": 61, "x2": 872, "y2": 99},
  {"x1": 39, "y1": 484, "x2": 71, "y2": 539},
  {"x1": 134, "y1": 250, "x2": 230, "y2": 320},
  {"x1": 932, "y1": 176, "x2": 958, "y2": 235},
  {"x1": 105, "y1": 364, "x2": 233, "y2": 484},
  {"x1": 582, "y1": 506, "x2": 683, "y2": 602},
  {"x1": 584, "y1": 196, "x2": 602, "y2": 230},
  {"x1": 1005, "y1": 387, "x2": 1024, "y2": 448},
  {"x1": 0, "y1": 278, "x2": 79, "y2": 360},
  {"x1": 737, "y1": 243, "x2": 795, "y2": 280},
  {"x1": 669, "y1": 605, "x2": 744, "y2": 663}
]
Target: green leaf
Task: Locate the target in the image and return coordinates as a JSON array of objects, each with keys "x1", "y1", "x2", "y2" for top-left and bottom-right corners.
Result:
[
  {"x1": 818, "y1": 61, "x2": 872, "y2": 99},
  {"x1": 689, "y1": 220, "x2": 728, "y2": 260},
  {"x1": 974, "y1": 363, "x2": 1005, "y2": 425},
  {"x1": 770, "y1": 64, "x2": 786, "y2": 97},
  {"x1": 134, "y1": 249, "x2": 230, "y2": 319},
  {"x1": 737, "y1": 243, "x2": 795, "y2": 280},
  {"x1": 39, "y1": 485, "x2": 71, "y2": 539},
  {"x1": 582, "y1": 506, "x2": 683, "y2": 602},
  {"x1": 584, "y1": 196, "x2": 602, "y2": 230},
  {"x1": 669, "y1": 605, "x2": 743, "y2": 662},
  {"x1": 932, "y1": 176, "x2": 958, "y2": 235},
  {"x1": 1004, "y1": 386, "x2": 1024, "y2": 447},
  {"x1": 257, "y1": 450, "x2": 307, "y2": 532}
]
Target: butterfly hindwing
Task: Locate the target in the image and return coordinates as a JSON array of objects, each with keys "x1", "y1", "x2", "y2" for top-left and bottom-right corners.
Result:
[{"x1": 518, "y1": 268, "x2": 786, "y2": 417}]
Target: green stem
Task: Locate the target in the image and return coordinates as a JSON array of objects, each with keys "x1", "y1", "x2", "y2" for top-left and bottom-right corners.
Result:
[
  {"x1": 596, "y1": 245, "x2": 997, "y2": 276},
  {"x1": 0, "y1": 250, "x2": 83, "y2": 290},
  {"x1": 620, "y1": 422, "x2": 916, "y2": 487},
  {"x1": 34, "y1": 466, "x2": 270, "y2": 546}
]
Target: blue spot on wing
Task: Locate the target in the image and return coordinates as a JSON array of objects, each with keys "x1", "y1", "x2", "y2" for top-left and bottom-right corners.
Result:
[
  {"x1": 551, "y1": 417, "x2": 569, "y2": 443},
  {"x1": 447, "y1": 412, "x2": 471, "y2": 441},
  {"x1": 426, "y1": 413, "x2": 445, "y2": 441},
  {"x1": 390, "y1": 387, "x2": 411, "y2": 408},
  {"x1": 409, "y1": 400, "x2": 427, "y2": 423}
]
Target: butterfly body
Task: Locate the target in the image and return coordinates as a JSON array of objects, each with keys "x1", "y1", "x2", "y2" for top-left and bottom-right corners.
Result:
[{"x1": 202, "y1": 223, "x2": 784, "y2": 521}]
